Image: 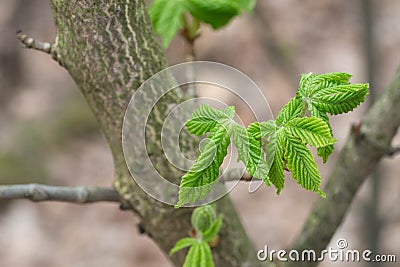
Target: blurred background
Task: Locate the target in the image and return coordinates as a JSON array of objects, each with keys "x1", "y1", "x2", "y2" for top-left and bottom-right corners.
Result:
[{"x1": 0, "y1": 0, "x2": 399, "y2": 266}]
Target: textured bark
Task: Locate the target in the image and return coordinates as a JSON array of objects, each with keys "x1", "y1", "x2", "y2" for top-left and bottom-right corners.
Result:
[
  {"x1": 47, "y1": 0, "x2": 264, "y2": 266},
  {"x1": 286, "y1": 68, "x2": 400, "y2": 267}
]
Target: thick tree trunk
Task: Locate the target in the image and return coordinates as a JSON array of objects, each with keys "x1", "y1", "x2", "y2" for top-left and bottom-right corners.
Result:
[{"x1": 48, "y1": 0, "x2": 264, "y2": 266}]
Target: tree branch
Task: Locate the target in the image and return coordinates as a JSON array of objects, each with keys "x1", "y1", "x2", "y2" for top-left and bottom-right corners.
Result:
[
  {"x1": 16, "y1": 30, "x2": 59, "y2": 62},
  {"x1": 287, "y1": 67, "x2": 400, "y2": 267},
  {"x1": 220, "y1": 169, "x2": 254, "y2": 182},
  {"x1": 387, "y1": 146, "x2": 400, "y2": 157},
  {"x1": 0, "y1": 184, "x2": 120, "y2": 204}
]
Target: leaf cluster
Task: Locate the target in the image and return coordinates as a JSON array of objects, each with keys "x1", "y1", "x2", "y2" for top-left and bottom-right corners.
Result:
[
  {"x1": 149, "y1": 0, "x2": 256, "y2": 47},
  {"x1": 170, "y1": 205, "x2": 223, "y2": 267},
  {"x1": 177, "y1": 72, "x2": 369, "y2": 206}
]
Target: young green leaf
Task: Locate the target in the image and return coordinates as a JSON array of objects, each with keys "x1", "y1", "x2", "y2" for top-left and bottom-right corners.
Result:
[
  {"x1": 296, "y1": 72, "x2": 369, "y2": 115},
  {"x1": 177, "y1": 125, "x2": 231, "y2": 207},
  {"x1": 149, "y1": 0, "x2": 186, "y2": 47},
  {"x1": 183, "y1": 242, "x2": 199, "y2": 267},
  {"x1": 199, "y1": 241, "x2": 214, "y2": 267},
  {"x1": 309, "y1": 106, "x2": 334, "y2": 163},
  {"x1": 297, "y1": 72, "x2": 352, "y2": 97},
  {"x1": 202, "y1": 215, "x2": 223, "y2": 242},
  {"x1": 177, "y1": 106, "x2": 236, "y2": 207},
  {"x1": 185, "y1": 0, "x2": 240, "y2": 29},
  {"x1": 183, "y1": 241, "x2": 214, "y2": 267},
  {"x1": 231, "y1": 123, "x2": 271, "y2": 183},
  {"x1": 191, "y1": 204, "x2": 217, "y2": 233},
  {"x1": 311, "y1": 84, "x2": 369, "y2": 115},
  {"x1": 284, "y1": 117, "x2": 336, "y2": 147},
  {"x1": 317, "y1": 144, "x2": 334, "y2": 164},
  {"x1": 237, "y1": 0, "x2": 257, "y2": 11},
  {"x1": 248, "y1": 121, "x2": 282, "y2": 191},
  {"x1": 186, "y1": 104, "x2": 235, "y2": 135},
  {"x1": 276, "y1": 98, "x2": 304, "y2": 125},
  {"x1": 296, "y1": 72, "x2": 369, "y2": 162},
  {"x1": 248, "y1": 120, "x2": 276, "y2": 139},
  {"x1": 178, "y1": 71, "x2": 368, "y2": 202},
  {"x1": 170, "y1": 205, "x2": 221, "y2": 266},
  {"x1": 282, "y1": 134, "x2": 326, "y2": 197},
  {"x1": 170, "y1": 238, "x2": 197, "y2": 255},
  {"x1": 265, "y1": 134, "x2": 285, "y2": 193},
  {"x1": 149, "y1": 0, "x2": 256, "y2": 47},
  {"x1": 247, "y1": 122, "x2": 262, "y2": 139}
]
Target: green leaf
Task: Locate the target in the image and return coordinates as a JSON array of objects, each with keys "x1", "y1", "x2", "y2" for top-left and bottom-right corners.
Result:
[
  {"x1": 149, "y1": 0, "x2": 186, "y2": 47},
  {"x1": 316, "y1": 72, "x2": 352, "y2": 83},
  {"x1": 266, "y1": 134, "x2": 285, "y2": 193},
  {"x1": 247, "y1": 122, "x2": 262, "y2": 139},
  {"x1": 284, "y1": 117, "x2": 336, "y2": 148},
  {"x1": 236, "y1": 0, "x2": 256, "y2": 11},
  {"x1": 183, "y1": 241, "x2": 214, "y2": 267},
  {"x1": 317, "y1": 145, "x2": 334, "y2": 164},
  {"x1": 276, "y1": 98, "x2": 304, "y2": 125},
  {"x1": 198, "y1": 241, "x2": 214, "y2": 267},
  {"x1": 297, "y1": 72, "x2": 352, "y2": 97},
  {"x1": 177, "y1": 105, "x2": 237, "y2": 207},
  {"x1": 202, "y1": 215, "x2": 223, "y2": 242},
  {"x1": 170, "y1": 238, "x2": 197, "y2": 255},
  {"x1": 295, "y1": 72, "x2": 369, "y2": 163},
  {"x1": 191, "y1": 205, "x2": 217, "y2": 233},
  {"x1": 171, "y1": 205, "x2": 219, "y2": 266},
  {"x1": 182, "y1": 241, "x2": 212, "y2": 267},
  {"x1": 296, "y1": 72, "x2": 369, "y2": 115},
  {"x1": 231, "y1": 124, "x2": 271, "y2": 183},
  {"x1": 183, "y1": 241, "x2": 200, "y2": 267},
  {"x1": 248, "y1": 120, "x2": 276, "y2": 139},
  {"x1": 309, "y1": 106, "x2": 334, "y2": 163},
  {"x1": 177, "y1": 105, "x2": 236, "y2": 207},
  {"x1": 186, "y1": 105, "x2": 235, "y2": 135},
  {"x1": 177, "y1": 125, "x2": 231, "y2": 207},
  {"x1": 311, "y1": 84, "x2": 369, "y2": 115},
  {"x1": 185, "y1": 0, "x2": 240, "y2": 29},
  {"x1": 282, "y1": 134, "x2": 326, "y2": 197}
]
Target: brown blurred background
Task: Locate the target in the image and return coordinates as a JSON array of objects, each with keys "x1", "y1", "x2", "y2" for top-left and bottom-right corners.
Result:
[{"x1": 0, "y1": 0, "x2": 399, "y2": 266}]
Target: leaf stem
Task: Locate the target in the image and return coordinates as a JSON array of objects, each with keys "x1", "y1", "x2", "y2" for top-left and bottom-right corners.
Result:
[{"x1": 182, "y1": 13, "x2": 200, "y2": 44}]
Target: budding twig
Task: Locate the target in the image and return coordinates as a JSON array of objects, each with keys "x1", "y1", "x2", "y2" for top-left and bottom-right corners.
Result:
[
  {"x1": 16, "y1": 30, "x2": 60, "y2": 63},
  {"x1": 17, "y1": 30, "x2": 53, "y2": 53}
]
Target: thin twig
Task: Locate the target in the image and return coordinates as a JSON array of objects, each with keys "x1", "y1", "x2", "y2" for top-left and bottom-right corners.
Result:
[
  {"x1": 16, "y1": 30, "x2": 60, "y2": 64},
  {"x1": 180, "y1": 14, "x2": 199, "y2": 96},
  {"x1": 0, "y1": 183, "x2": 120, "y2": 204},
  {"x1": 16, "y1": 30, "x2": 53, "y2": 54},
  {"x1": 387, "y1": 146, "x2": 400, "y2": 157},
  {"x1": 220, "y1": 169, "x2": 255, "y2": 182}
]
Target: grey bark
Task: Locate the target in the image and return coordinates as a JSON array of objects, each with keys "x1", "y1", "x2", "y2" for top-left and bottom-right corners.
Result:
[{"x1": 46, "y1": 0, "x2": 264, "y2": 266}]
